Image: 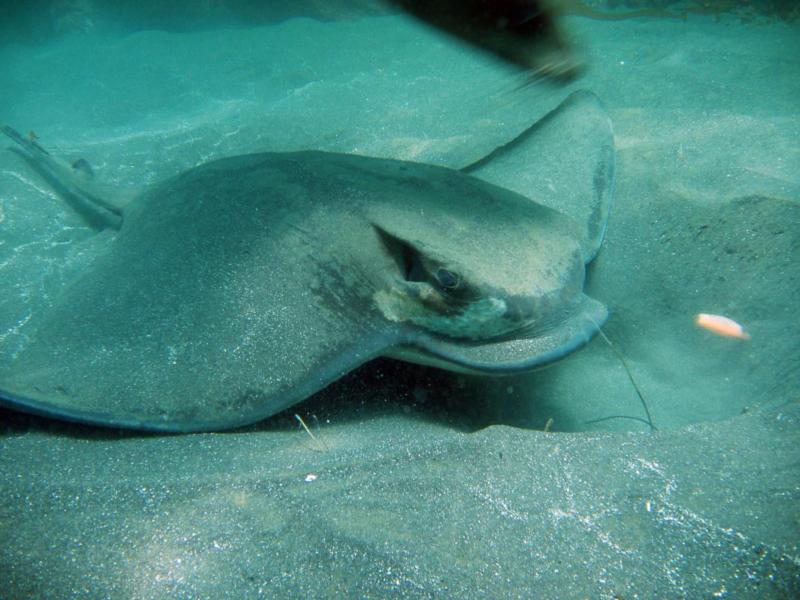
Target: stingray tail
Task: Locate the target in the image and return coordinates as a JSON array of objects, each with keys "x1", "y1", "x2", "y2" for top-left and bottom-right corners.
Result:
[{"x1": 2, "y1": 125, "x2": 130, "y2": 230}]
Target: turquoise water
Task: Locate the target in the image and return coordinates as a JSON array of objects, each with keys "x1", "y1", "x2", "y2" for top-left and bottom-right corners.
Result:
[{"x1": 0, "y1": 3, "x2": 798, "y2": 597}]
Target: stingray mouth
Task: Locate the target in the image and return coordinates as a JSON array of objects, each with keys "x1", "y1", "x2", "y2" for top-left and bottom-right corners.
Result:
[
  {"x1": 385, "y1": 294, "x2": 607, "y2": 375},
  {"x1": 374, "y1": 272, "x2": 541, "y2": 341},
  {"x1": 373, "y1": 279, "x2": 584, "y2": 344},
  {"x1": 375, "y1": 286, "x2": 513, "y2": 340}
]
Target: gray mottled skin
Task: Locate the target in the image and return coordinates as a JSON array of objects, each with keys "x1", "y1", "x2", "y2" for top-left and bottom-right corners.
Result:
[{"x1": 0, "y1": 91, "x2": 614, "y2": 431}]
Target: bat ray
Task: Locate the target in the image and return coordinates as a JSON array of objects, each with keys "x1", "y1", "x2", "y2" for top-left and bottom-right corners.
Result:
[{"x1": 0, "y1": 90, "x2": 614, "y2": 432}]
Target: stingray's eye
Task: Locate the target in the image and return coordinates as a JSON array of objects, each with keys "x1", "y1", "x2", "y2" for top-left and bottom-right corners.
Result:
[
  {"x1": 374, "y1": 225, "x2": 436, "y2": 285},
  {"x1": 435, "y1": 268, "x2": 460, "y2": 290}
]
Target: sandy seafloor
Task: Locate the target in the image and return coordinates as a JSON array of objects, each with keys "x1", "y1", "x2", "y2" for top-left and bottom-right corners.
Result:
[{"x1": 0, "y1": 10, "x2": 799, "y2": 598}]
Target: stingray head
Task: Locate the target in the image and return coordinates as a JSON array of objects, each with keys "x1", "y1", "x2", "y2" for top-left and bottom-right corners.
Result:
[
  {"x1": 372, "y1": 223, "x2": 583, "y2": 340},
  {"x1": 367, "y1": 182, "x2": 602, "y2": 376}
]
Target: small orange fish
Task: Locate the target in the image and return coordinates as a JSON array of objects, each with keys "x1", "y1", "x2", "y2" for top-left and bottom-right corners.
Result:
[{"x1": 694, "y1": 313, "x2": 750, "y2": 340}]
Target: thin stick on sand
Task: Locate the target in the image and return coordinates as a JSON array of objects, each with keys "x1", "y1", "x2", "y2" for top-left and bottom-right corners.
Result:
[
  {"x1": 295, "y1": 414, "x2": 329, "y2": 452},
  {"x1": 586, "y1": 321, "x2": 657, "y2": 431}
]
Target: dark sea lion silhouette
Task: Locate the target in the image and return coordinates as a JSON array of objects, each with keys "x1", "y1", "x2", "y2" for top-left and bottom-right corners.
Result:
[{"x1": 391, "y1": 0, "x2": 582, "y2": 81}]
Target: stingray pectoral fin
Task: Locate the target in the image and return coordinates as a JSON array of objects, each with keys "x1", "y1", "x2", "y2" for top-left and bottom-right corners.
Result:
[
  {"x1": 0, "y1": 327, "x2": 390, "y2": 432},
  {"x1": 388, "y1": 294, "x2": 607, "y2": 375},
  {"x1": 0, "y1": 338, "x2": 386, "y2": 433},
  {"x1": 462, "y1": 90, "x2": 615, "y2": 263},
  {"x1": 0, "y1": 215, "x2": 393, "y2": 431}
]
